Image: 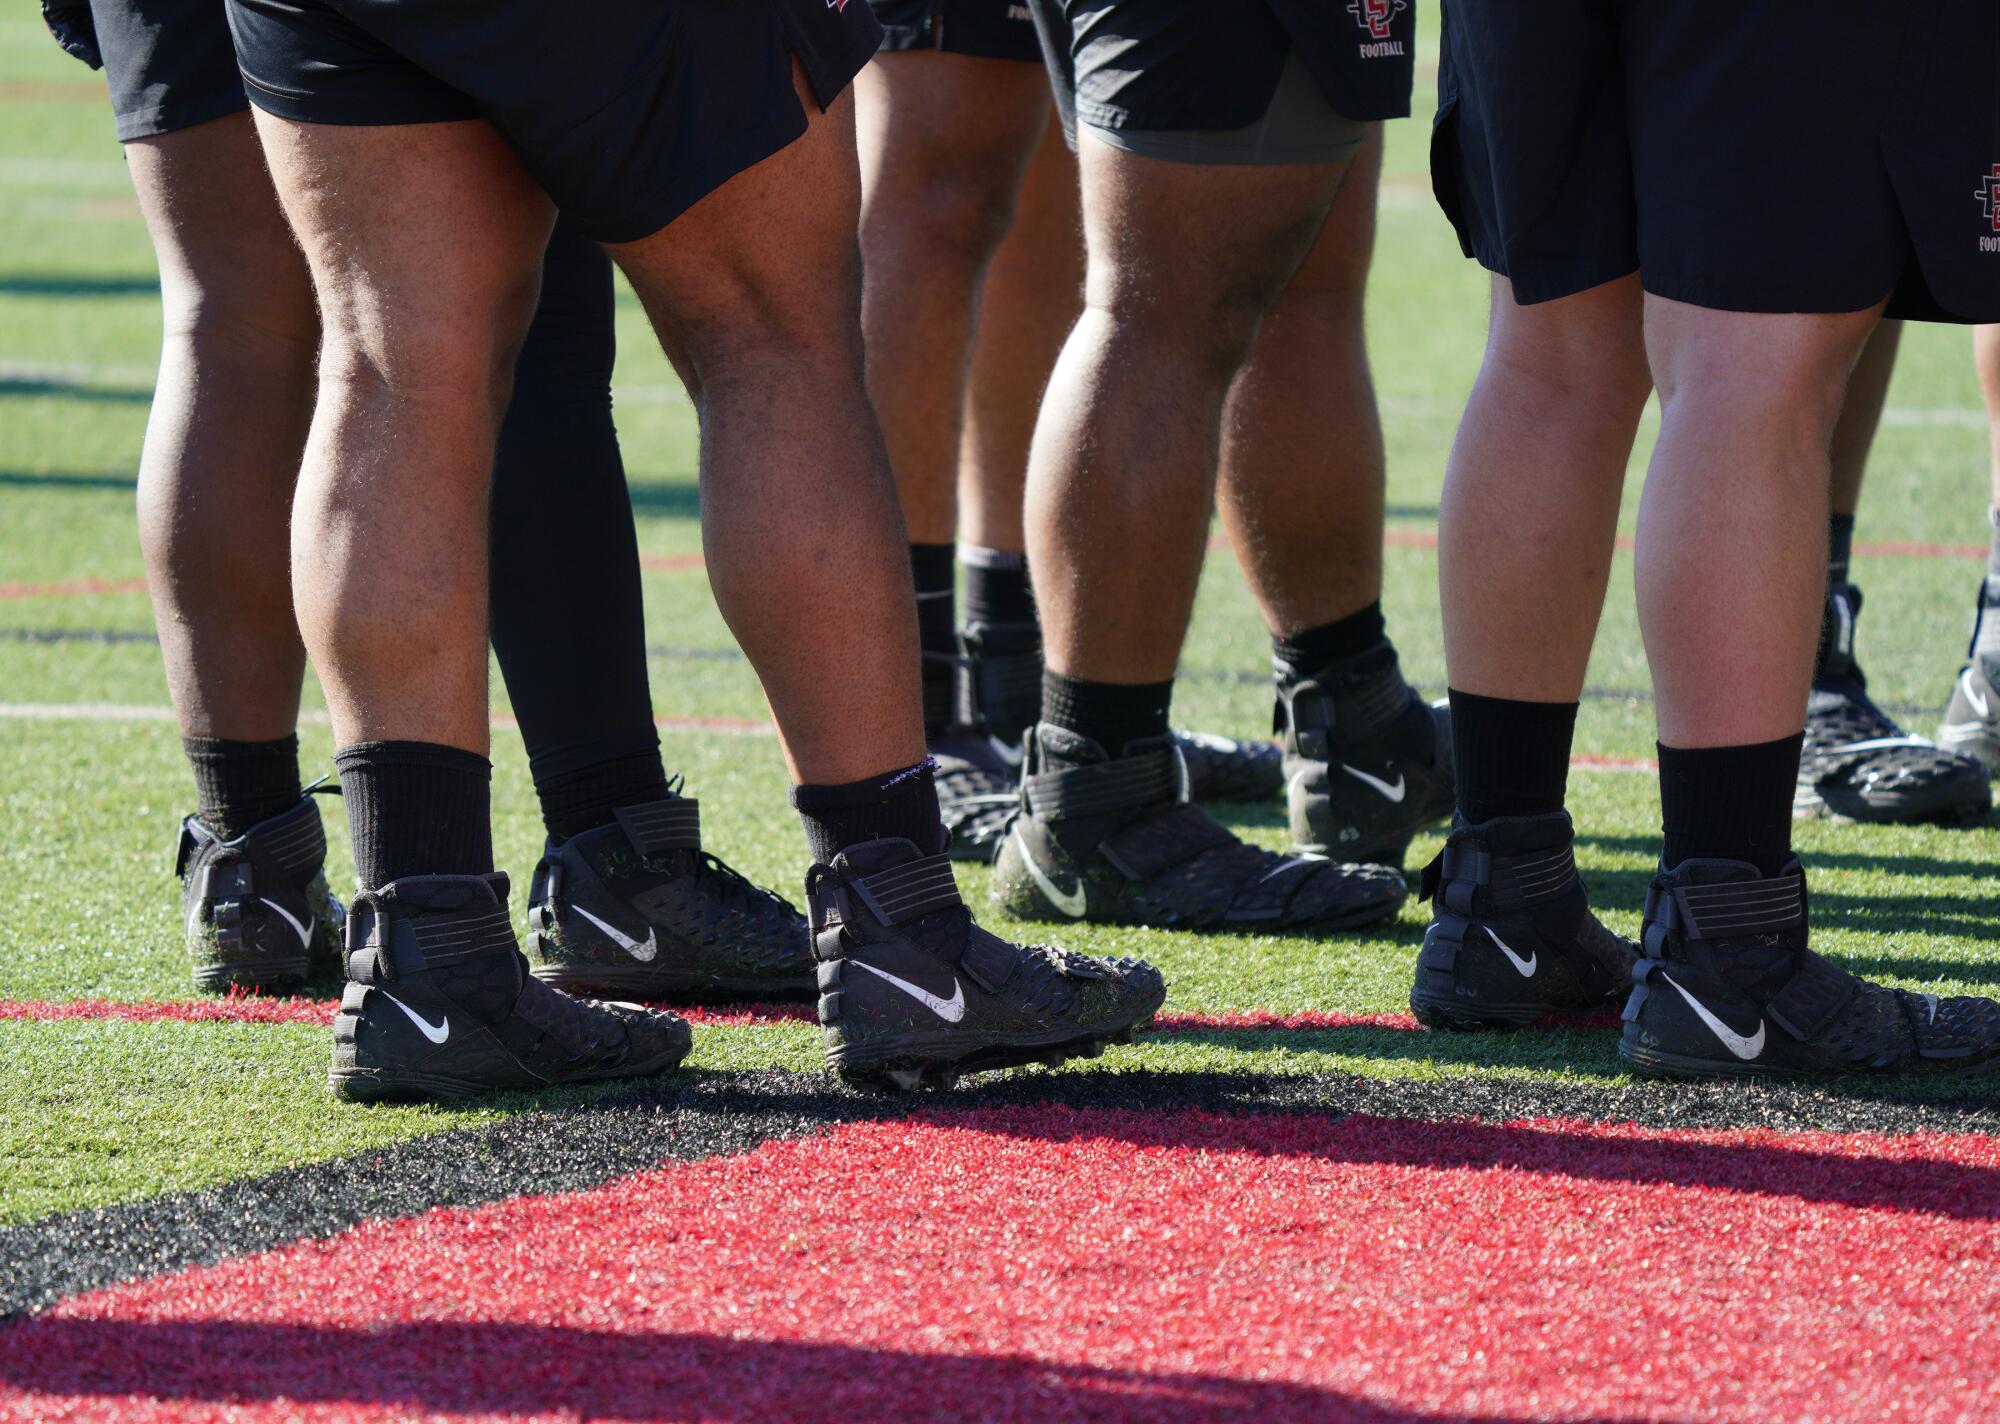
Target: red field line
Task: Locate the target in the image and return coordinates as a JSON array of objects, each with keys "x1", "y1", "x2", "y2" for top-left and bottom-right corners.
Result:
[
  {"x1": 6, "y1": 1108, "x2": 1995, "y2": 1422},
  {"x1": 0, "y1": 998, "x2": 813, "y2": 1029},
  {"x1": 637, "y1": 553, "x2": 707, "y2": 573}
]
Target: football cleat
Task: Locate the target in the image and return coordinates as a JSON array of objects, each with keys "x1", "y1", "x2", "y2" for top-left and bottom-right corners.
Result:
[
  {"x1": 1620, "y1": 857, "x2": 2000, "y2": 1080},
  {"x1": 810, "y1": 836, "x2": 1165, "y2": 1090},
  {"x1": 1800, "y1": 583, "x2": 1989, "y2": 824},
  {"x1": 990, "y1": 725, "x2": 1406, "y2": 931},
  {"x1": 1410, "y1": 811, "x2": 1635, "y2": 1030},
  {"x1": 525, "y1": 791, "x2": 812, "y2": 1001},
  {"x1": 1173, "y1": 728, "x2": 1284, "y2": 803},
  {"x1": 331, "y1": 871, "x2": 691, "y2": 1102},
  {"x1": 175, "y1": 793, "x2": 344, "y2": 993},
  {"x1": 931, "y1": 733, "x2": 1021, "y2": 862},
  {"x1": 1937, "y1": 575, "x2": 2000, "y2": 772},
  {"x1": 960, "y1": 617, "x2": 1282, "y2": 805},
  {"x1": 1278, "y1": 641, "x2": 1454, "y2": 866}
]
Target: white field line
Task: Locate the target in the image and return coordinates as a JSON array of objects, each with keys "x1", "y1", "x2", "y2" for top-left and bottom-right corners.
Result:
[
  {"x1": 0, "y1": 702, "x2": 1663, "y2": 769},
  {"x1": 0, "y1": 702, "x2": 775, "y2": 737},
  {"x1": 5, "y1": 359, "x2": 1984, "y2": 431}
]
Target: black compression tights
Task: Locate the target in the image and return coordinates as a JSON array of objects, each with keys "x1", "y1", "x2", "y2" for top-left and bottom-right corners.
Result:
[{"x1": 489, "y1": 218, "x2": 666, "y2": 805}]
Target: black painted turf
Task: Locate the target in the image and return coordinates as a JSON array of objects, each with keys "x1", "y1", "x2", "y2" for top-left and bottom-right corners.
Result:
[{"x1": 6, "y1": 1066, "x2": 2000, "y2": 1319}]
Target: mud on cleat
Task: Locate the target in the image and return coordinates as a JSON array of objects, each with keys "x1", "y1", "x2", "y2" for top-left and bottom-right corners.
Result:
[
  {"x1": 990, "y1": 725, "x2": 1406, "y2": 931},
  {"x1": 1800, "y1": 582, "x2": 1990, "y2": 825},
  {"x1": 810, "y1": 836, "x2": 1166, "y2": 1091},
  {"x1": 1619, "y1": 856, "x2": 2000, "y2": 1080},
  {"x1": 331, "y1": 871, "x2": 691, "y2": 1103},
  {"x1": 175, "y1": 793, "x2": 344, "y2": 993},
  {"x1": 1410, "y1": 811, "x2": 1635, "y2": 1030},
  {"x1": 1938, "y1": 575, "x2": 2000, "y2": 773},
  {"x1": 526, "y1": 791, "x2": 812, "y2": 1001},
  {"x1": 1277, "y1": 641, "x2": 1455, "y2": 866}
]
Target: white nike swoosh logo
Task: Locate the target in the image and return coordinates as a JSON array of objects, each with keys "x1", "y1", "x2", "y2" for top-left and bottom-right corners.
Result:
[
  {"x1": 1661, "y1": 973, "x2": 1765, "y2": 1061},
  {"x1": 1013, "y1": 827, "x2": 1087, "y2": 917},
  {"x1": 1342, "y1": 764, "x2": 1406, "y2": 803},
  {"x1": 257, "y1": 896, "x2": 313, "y2": 951},
  {"x1": 854, "y1": 960, "x2": 966, "y2": 1022},
  {"x1": 1963, "y1": 669, "x2": 1990, "y2": 720},
  {"x1": 380, "y1": 992, "x2": 450, "y2": 1045},
  {"x1": 570, "y1": 904, "x2": 659, "y2": 963},
  {"x1": 1486, "y1": 927, "x2": 1536, "y2": 977},
  {"x1": 988, "y1": 735, "x2": 1024, "y2": 770}
]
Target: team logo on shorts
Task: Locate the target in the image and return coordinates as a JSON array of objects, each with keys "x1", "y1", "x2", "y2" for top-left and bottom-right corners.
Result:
[
  {"x1": 1347, "y1": 0, "x2": 1407, "y2": 57},
  {"x1": 826, "y1": 0, "x2": 848, "y2": 10},
  {"x1": 1979, "y1": 165, "x2": 2000, "y2": 250},
  {"x1": 1346, "y1": 0, "x2": 1406, "y2": 41}
]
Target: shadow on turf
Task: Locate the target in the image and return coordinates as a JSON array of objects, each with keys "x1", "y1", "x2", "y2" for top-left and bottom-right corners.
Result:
[
  {"x1": 0, "y1": 274, "x2": 160, "y2": 298},
  {"x1": 0, "y1": 1317, "x2": 1672, "y2": 1423},
  {"x1": 0, "y1": 378, "x2": 150, "y2": 405}
]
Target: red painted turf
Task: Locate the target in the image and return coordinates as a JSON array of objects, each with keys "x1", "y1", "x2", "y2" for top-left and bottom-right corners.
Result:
[{"x1": 5, "y1": 1108, "x2": 1996, "y2": 1422}]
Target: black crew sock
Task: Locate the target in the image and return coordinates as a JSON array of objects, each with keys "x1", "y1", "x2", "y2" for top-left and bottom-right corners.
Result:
[
  {"x1": 533, "y1": 742, "x2": 673, "y2": 843},
  {"x1": 960, "y1": 544, "x2": 1036, "y2": 626},
  {"x1": 1041, "y1": 671, "x2": 1174, "y2": 758},
  {"x1": 334, "y1": 741, "x2": 493, "y2": 890},
  {"x1": 912, "y1": 543, "x2": 958, "y2": 737},
  {"x1": 182, "y1": 735, "x2": 303, "y2": 840},
  {"x1": 1827, "y1": 512, "x2": 1856, "y2": 587},
  {"x1": 1271, "y1": 601, "x2": 1387, "y2": 684},
  {"x1": 1449, "y1": 689, "x2": 1578, "y2": 824},
  {"x1": 793, "y1": 759, "x2": 947, "y2": 865},
  {"x1": 1657, "y1": 733, "x2": 1802, "y2": 878}
]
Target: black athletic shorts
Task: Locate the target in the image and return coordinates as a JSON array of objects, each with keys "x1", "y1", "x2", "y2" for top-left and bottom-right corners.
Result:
[
  {"x1": 1433, "y1": 0, "x2": 2000, "y2": 323},
  {"x1": 869, "y1": 0, "x2": 1040, "y2": 62},
  {"x1": 88, "y1": 0, "x2": 245, "y2": 140},
  {"x1": 224, "y1": 0, "x2": 883, "y2": 244},
  {"x1": 1028, "y1": 0, "x2": 1414, "y2": 143}
]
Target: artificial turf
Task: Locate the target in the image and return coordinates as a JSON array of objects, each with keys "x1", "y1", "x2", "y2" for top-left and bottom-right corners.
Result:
[{"x1": 3, "y1": 8, "x2": 2000, "y2": 1406}]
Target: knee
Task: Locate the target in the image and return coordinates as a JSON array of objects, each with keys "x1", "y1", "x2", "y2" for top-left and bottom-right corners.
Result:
[
  {"x1": 1089, "y1": 262, "x2": 1279, "y2": 384},
  {"x1": 321, "y1": 261, "x2": 543, "y2": 420},
  {"x1": 866, "y1": 162, "x2": 1020, "y2": 281},
  {"x1": 1485, "y1": 308, "x2": 1653, "y2": 424},
  {"x1": 158, "y1": 260, "x2": 319, "y2": 367}
]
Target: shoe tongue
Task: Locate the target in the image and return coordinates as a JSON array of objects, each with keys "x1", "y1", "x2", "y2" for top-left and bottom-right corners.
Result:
[
  {"x1": 1035, "y1": 723, "x2": 1110, "y2": 766},
  {"x1": 831, "y1": 837, "x2": 931, "y2": 879},
  {"x1": 1453, "y1": 808, "x2": 1574, "y2": 852},
  {"x1": 1814, "y1": 583, "x2": 1864, "y2": 685},
  {"x1": 385, "y1": 871, "x2": 511, "y2": 914},
  {"x1": 1662, "y1": 855, "x2": 1800, "y2": 889}
]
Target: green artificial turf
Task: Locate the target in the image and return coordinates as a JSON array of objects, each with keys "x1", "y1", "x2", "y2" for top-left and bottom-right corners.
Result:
[{"x1": 2, "y1": 8, "x2": 1996, "y2": 1227}]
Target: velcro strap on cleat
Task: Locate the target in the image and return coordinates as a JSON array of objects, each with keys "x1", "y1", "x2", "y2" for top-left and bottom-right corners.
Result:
[
  {"x1": 194, "y1": 859, "x2": 254, "y2": 905},
  {"x1": 614, "y1": 798, "x2": 703, "y2": 856},
  {"x1": 958, "y1": 928, "x2": 1020, "y2": 993},
  {"x1": 850, "y1": 853, "x2": 962, "y2": 926},
  {"x1": 252, "y1": 797, "x2": 329, "y2": 880},
  {"x1": 1764, "y1": 950, "x2": 1861, "y2": 1042},
  {"x1": 1098, "y1": 804, "x2": 1236, "y2": 882},
  {"x1": 1621, "y1": 977, "x2": 1651, "y2": 1023},
  {"x1": 1022, "y1": 744, "x2": 1186, "y2": 822},
  {"x1": 408, "y1": 905, "x2": 515, "y2": 966},
  {"x1": 1657, "y1": 872, "x2": 1805, "y2": 944},
  {"x1": 212, "y1": 896, "x2": 243, "y2": 953}
]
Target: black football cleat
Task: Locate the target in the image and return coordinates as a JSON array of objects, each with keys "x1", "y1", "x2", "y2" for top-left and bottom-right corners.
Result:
[
  {"x1": 1278, "y1": 641, "x2": 1455, "y2": 866},
  {"x1": 1173, "y1": 728, "x2": 1284, "y2": 803},
  {"x1": 931, "y1": 733, "x2": 1022, "y2": 863},
  {"x1": 963, "y1": 615, "x2": 1282, "y2": 807},
  {"x1": 990, "y1": 726, "x2": 1406, "y2": 931},
  {"x1": 175, "y1": 794, "x2": 344, "y2": 993},
  {"x1": 526, "y1": 791, "x2": 813, "y2": 1001},
  {"x1": 1938, "y1": 575, "x2": 2000, "y2": 773},
  {"x1": 1410, "y1": 811, "x2": 1636, "y2": 1030},
  {"x1": 1800, "y1": 583, "x2": 1989, "y2": 825},
  {"x1": 331, "y1": 872, "x2": 691, "y2": 1103},
  {"x1": 810, "y1": 836, "x2": 1165, "y2": 1090},
  {"x1": 1620, "y1": 856, "x2": 2000, "y2": 1080}
]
